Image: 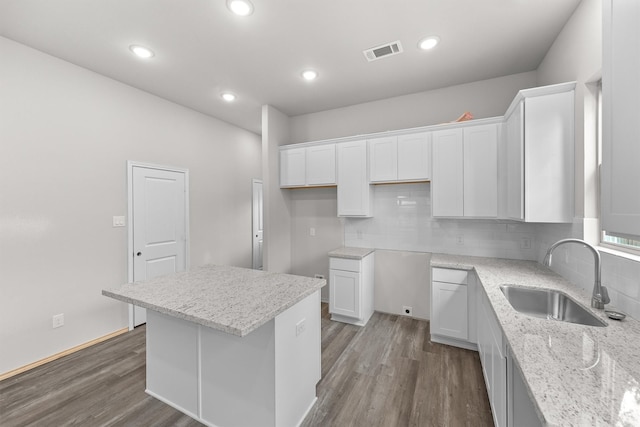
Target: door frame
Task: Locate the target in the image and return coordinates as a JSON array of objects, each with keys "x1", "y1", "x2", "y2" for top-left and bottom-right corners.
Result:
[
  {"x1": 252, "y1": 178, "x2": 263, "y2": 270},
  {"x1": 126, "y1": 160, "x2": 190, "y2": 330}
]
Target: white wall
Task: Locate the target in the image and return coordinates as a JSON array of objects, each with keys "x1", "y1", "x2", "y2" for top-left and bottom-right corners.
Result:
[
  {"x1": 289, "y1": 71, "x2": 538, "y2": 144},
  {"x1": 261, "y1": 105, "x2": 292, "y2": 273},
  {"x1": 289, "y1": 188, "x2": 343, "y2": 301},
  {"x1": 0, "y1": 37, "x2": 262, "y2": 374},
  {"x1": 534, "y1": 0, "x2": 640, "y2": 320}
]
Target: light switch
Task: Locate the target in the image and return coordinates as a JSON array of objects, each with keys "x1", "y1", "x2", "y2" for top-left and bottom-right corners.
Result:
[
  {"x1": 309, "y1": 227, "x2": 316, "y2": 236},
  {"x1": 113, "y1": 216, "x2": 126, "y2": 227}
]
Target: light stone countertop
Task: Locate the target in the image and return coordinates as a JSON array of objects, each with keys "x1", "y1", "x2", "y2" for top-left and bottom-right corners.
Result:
[
  {"x1": 102, "y1": 264, "x2": 326, "y2": 337},
  {"x1": 328, "y1": 247, "x2": 375, "y2": 260},
  {"x1": 431, "y1": 254, "x2": 640, "y2": 426}
]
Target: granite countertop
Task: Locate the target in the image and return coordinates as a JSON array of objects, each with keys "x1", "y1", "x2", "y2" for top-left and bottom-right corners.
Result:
[
  {"x1": 328, "y1": 247, "x2": 375, "y2": 260},
  {"x1": 431, "y1": 254, "x2": 640, "y2": 426},
  {"x1": 102, "y1": 264, "x2": 326, "y2": 337}
]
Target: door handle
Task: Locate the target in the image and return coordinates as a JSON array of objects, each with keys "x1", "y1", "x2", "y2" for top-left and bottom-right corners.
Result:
[{"x1": 136, "y1": 252, "x2": 142, "y2": 256}]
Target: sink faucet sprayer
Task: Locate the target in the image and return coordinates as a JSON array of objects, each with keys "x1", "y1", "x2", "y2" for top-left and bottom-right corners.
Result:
[{"x1": 543, "y1": 238, "x2": 610, "y2": 309}]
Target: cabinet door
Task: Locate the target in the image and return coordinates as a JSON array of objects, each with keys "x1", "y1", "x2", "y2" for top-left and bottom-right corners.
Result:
[
  {"x1": 464, "y1": 124, "x2": 498, "y2": 217},
  {"x1": 306, "y1": 144, "x2": 336, "y2": 185},
  {"x1": 368, "y1": 137, "x2": 397, "y2": 182},
  {"x1": 329, "y1": 269, "x2": 361, "y2": 319},
  {"x1": 432, "y1": 129, "x2": 464, "y2": 217},
  {"x1": 337, "y1": 141, "x2": 372, "y2": 217},
  {"x1": 602, "y1": 0, "x2": 640, "y2": 236},
  {"x1": 280, "y1": 147, "x2": 306, "y2": 187},
  {"x1": 506, "y1": 102, "x2": 524, "y2": 220},
  {"x1": 431, "y1": 281, "x2": 468, "y2": 340},
  {"x1": 398, "y1": 132, "x2": 431, "y2": 181}
]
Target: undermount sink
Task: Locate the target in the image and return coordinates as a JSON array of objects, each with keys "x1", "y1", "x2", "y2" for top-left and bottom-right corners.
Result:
[{"x1": 500, "y1": 285, "x2": 607, "y2": 327}]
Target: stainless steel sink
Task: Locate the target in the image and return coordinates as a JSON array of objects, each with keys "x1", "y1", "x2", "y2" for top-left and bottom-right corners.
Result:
[{"x1": 500, "y1": 285, "x2": 607, "y2": 327}]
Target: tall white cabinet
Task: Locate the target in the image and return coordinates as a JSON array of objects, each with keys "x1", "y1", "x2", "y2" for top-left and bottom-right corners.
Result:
[
  {"x1": 337, "y1": 140, "x2": 372, "y2": 217},
  {"x1": 504, "y1": 83, "x2": 575, "y2": 222},
  {"x1": 602, "y1": 0, "x2": 640, "y2": 237}
]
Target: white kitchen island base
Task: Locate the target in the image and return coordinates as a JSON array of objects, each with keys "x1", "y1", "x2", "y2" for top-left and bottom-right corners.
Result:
[{"x1": 145, "y1": 290, "x2": 321, "y2": 427}]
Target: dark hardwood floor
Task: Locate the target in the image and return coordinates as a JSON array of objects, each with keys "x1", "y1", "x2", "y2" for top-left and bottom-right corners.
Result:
[{"x1": 1, "y1": 304, "x2": 493, "y2": 427}]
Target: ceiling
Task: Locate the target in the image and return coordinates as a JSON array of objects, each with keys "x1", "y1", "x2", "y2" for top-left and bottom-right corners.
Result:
[{"x1": 0, "y1": 0, "x2": 582, "y2": 135}]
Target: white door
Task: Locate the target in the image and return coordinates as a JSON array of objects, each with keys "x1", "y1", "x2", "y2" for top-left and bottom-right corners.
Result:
[
  {"x1": 252, "y1": 179, "x2": 263, "y2": 270},
  {"x1": 130, "y1": 163, "x2": 188, "y2": 327}
]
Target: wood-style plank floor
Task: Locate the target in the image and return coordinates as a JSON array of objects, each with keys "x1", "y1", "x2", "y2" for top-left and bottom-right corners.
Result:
[{"x1": 1, "y1": 304, "x2": 493, "y2": 427}]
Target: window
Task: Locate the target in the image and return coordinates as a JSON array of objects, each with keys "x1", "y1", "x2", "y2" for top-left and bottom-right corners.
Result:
[{"x1": 597, "y1": 81, "x2": 640, "y2": 254}]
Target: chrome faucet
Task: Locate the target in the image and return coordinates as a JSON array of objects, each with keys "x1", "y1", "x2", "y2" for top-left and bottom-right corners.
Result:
[{"x1": 543, "y1": 238, "x2": 610, "y2": 309}]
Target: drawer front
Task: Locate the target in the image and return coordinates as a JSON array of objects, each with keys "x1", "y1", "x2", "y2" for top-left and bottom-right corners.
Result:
[
  {"x1": 432, "y1": 267, "x2": 468, "y2": 284},
  {"x1": 330, "y1": 257, "x2": 361, "y2": 272}
]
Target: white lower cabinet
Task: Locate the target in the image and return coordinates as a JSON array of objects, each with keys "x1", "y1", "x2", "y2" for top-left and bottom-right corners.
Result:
[
  {"x1": 477, "y1": 286, "x2": 507, "y2": 427},
  {"x1": 329, "y1": 254, "x2": 374, "y2": 326},
  {"x1": 430, "y1": 267, "x2": 476, "y2": 350},
  {"x1": 507, "y1": 346, "x2": 542, "y2": 427}
]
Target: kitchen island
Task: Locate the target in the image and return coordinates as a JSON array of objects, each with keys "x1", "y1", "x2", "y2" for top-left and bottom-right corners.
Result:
[{"x1": 103, "y1": 264, "x2": 326, "y2": 427}]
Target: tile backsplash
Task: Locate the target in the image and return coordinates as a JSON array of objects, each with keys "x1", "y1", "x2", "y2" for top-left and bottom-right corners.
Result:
[
  {"x1": 343, "y1": 183, "x2": 640, "y2": 321},
  {"x1": 344, "y1": 183, "x2": 537, "y2": 260},
  {"x1": 536, "y1": 221, "x2": 640, "y2": 321}
]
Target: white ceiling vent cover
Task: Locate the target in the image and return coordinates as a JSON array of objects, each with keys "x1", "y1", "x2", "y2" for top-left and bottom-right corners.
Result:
[{"x1": 363, "y1": 41, "x2": 403, "y2": 62}]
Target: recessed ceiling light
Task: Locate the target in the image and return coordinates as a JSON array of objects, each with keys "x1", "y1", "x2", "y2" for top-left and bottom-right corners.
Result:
[
  {"x1": 418, "y1": 36, "x2": 440, "y2": 51},
  {"x1": 301, "y1": 70, "x2": 318, "y2": 81},
  {"x1": 221, "y1": 92, "x2": 236, "y2": 102},
  {"x1": 227, "y1": 0, "x2": 254, "y2": 16},
  {"x1": 129, "y1": 44, "x2": 154, "y2": 59}
]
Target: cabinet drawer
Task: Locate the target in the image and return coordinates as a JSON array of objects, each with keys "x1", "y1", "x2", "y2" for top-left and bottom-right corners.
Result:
[
  {"x1": 432, "y1": 268, "x2": 468, "y2": 284},
  {"x1": 330, "y1": 257, "x2": 361, "y2": 272}
]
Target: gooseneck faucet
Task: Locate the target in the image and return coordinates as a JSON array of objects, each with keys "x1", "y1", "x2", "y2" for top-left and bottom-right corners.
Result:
[{"x1": 543, "y1": 238, "x2": 610, "y2": 309}]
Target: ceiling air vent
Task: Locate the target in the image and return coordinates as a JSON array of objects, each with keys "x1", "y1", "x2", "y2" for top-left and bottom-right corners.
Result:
[{"x1": 363, "y1": 41, "x2": 403, "y2": 62}]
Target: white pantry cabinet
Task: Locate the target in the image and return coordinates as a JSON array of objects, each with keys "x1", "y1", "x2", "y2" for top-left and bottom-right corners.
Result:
[
  {"x1": 602, "y1": 0, "x2": 640, "y2": 237},
  {"x1": 337, "y1": 140, "x2": 373, "y2": 217},
  {"x1": 432, "y1": 123, "x2": 498, "y2": 218},
  {"x1": 504, "y1": 83, "x2": 575, "y2": 222},
  {"x1": 280, "y1": 143, "x2": 336, "y2": 188},
  {"x1": 430, "y1": 267, "x2": 476, "y2": 350},
  {"x1": 368, "y1": 132, "x2": 432, "y2": 183},
  {"x1": 329, "y1": 254, "x2": 375, "y2": 326}
]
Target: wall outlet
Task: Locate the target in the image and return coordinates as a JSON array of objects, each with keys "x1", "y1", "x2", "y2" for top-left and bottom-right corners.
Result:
[
  {"x1": 456, "y1": 235, "x2": 464, "y2": 245},
  {"x1": 296, "y1": 318, "x2": 306, "y2": 336},
  {"x1": 520, "y1": 237, "x2": 531, "y2": 249},
  {"x1": 314, "y1": 274, "x2": 325, "y2": 280},
  {"x1": 402, "y1": 306, "x2": 413, "y2": 316},
  {"x1": 52, "y1": 313, "x2": 64, "y2": 328}
]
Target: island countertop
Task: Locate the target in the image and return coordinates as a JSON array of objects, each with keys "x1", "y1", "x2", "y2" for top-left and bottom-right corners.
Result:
[
  {"x1": 102, "y1": 264, "x2": 326, "y2": 337},
  {"x1": 431, "y1": 253, "x2": 640, "y2": 426}
]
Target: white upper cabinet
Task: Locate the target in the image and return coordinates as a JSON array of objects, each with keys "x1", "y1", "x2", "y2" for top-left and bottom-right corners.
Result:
[
  {"x1": 337, "y1": 140, "x2": 372, "y2": 217},
  {"x1": 280, "y1": 143, "x2": 336, "y2": 188},
  {"x1": 306, "y1": 144, "x2": 336, "y2": 186},
  {"x1": 432, "y1": 123, "x2": 498, "y2": 218},
  {"x1": 398, "y1": 132, "x2": 432, "y2": 181},
  {"x1": 504, "y1": 83, "x2": 575, "y2": 222},
  {"x1": 368, "y1": 136, "x2": 398, "y2": 182},
  {"x1": 602, "y1": 0, "x2": 640, "y2": 236},
  {"x1": 464, "y1": 124, "x2": 498, "y2": 218},
  {"x1": 280, "y1": 147, "x2": 306, "y2": 187},
  {"x1": 432, "y1": 128, "x2": 464, "y2": 217},
  {"x1": 369, "y1": 132, "x2": 431, "y2": 183}
]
